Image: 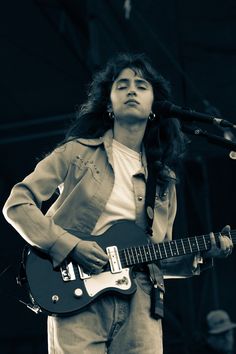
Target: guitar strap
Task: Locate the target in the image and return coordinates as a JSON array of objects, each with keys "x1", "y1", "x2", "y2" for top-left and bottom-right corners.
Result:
[
  {"x1": 145, "y1": 164, "x2": 165, "y2": 320},
  {"x1": 145, "y1": 164, "x2": 157, "y2": 236}
]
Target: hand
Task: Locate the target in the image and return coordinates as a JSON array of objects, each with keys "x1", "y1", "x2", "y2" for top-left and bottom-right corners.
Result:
[
  {"x1": 204, "y1": 225, "x2": 233, "y2": 258},
  {"x1": 71, "y1": 240, "x2": 109, "y2": 274}
]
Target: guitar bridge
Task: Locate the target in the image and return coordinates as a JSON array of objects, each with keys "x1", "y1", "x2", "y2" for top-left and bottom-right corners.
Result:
[
  {"x1": 106, "y1": 246, "x2": 122, "y2": 273},
  {"x1": 60, "y1": 262, "x2": 76, "y2": 282}
]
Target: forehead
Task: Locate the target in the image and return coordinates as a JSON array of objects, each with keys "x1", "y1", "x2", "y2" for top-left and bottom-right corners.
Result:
[{"x1": 114, "y1": 68, "x2": 150, "y2": 84}]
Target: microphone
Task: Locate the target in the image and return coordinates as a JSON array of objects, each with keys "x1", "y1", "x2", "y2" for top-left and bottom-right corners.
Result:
[{"x1": 156, "y1": 101, "x2": 236, "y2": 128}]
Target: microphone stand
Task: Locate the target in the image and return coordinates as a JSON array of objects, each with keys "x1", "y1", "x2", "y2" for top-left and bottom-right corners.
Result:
[{"x1": 182, "y1": 125, "x2": 236, "y2": 155}]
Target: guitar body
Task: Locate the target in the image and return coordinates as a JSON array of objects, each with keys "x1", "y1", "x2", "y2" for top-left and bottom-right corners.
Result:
[
  {"x1": 24, "y1": 221, "x2": 148, "y2": 316},
  {"x1": 21, "y1": 220, "x2": 236, "y2": 316}
]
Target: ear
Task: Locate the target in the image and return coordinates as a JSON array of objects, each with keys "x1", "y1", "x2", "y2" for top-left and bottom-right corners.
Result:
[{"x1": 107, "y1": 103, "x2": 112, "y2": 113}]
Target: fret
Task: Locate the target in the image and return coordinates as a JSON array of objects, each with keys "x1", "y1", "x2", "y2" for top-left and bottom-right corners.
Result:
[
  {"x1": 152, "y1": 243, "x2": 158, "y2": 260},
  {"x1": 170, "y1": 240, "x2": 179, "y2": 256},
  {"x1": 157, "y1": 243, "x2": 161, "y2": 258},
  {"x1": 143, "y1": 245, "x2": 148, "y2": 262},
  {"x1": 134, "y1": 247, "x2": 140, "y2": 263},
  {"x1": 168, "y1": 242, "x2": 174, "y2": 257},
  {"x1": 149, "y1": 245, "x2": 153, "y2": 260},
  {"x1": 162, "y1": 243, "x2": 168, "y2": 258},
  {"x1": 195, "y1": 236, "x2": 200, "y2": 252},
  {"x1": 146, "y1": 245, "x2": 153, "y2": 261},
  {"x1": 159, "y1": 242, "x2": 168, "y2": 258},
  {"x1": 164, "y1": 242, "x2": 172, "y2": 258},
  {"x1": 185, "y1": 239, "x2": 190, "y2": 252},
  {"x1": 202, "y1": 235, "x2": 207, "y2": 250},
  {"x1": 127, "y1": 248, "x2": 133, "y2": 264},
  {"x1": 127, "y1": 249, "x2": 132, "y2": 265},
  {"x1": 204, "y1": 235, "x2": 211, "y2": 250},
  {"x1": 130, "y1": 247, "x2": 136, "y2": 264},
  {"x1": 123, "y1": 249, "x2": 128, "y2": 265},
  {"x1": 138, "y1": 246, "x2": 144, "y2": 263},
  {"x1": 174, "y1": 239, "x2": 181, "y2": 255},
  {"x1": 187, "y1": 238, "x2": 193, "y2": 253},
  {"x1": 181, "y1": 239, "x2": 186, "y2": 254},
  {"x1": 189, "y1": 237, "x2": 200, "y2": 253}
]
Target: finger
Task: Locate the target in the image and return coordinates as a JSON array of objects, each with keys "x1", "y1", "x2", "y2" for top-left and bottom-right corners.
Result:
[
  {"x1": 219, "y1": 235, "x2": 233, "y2": 251},
  {"x1": 219, "y1": 234, "x2": 227, "y2": 251},
  {"x1": 90, "y1": 260, "x2": 105, "y2": 274},
  {"x1": 224, "y1": 236, "x2": 233, "y2": 248},
  {"x1": 209, "y1": 232, "x2": 217, "y2": 248},
  {"x1": 223, "y1": 236, "x2": 233, "y2": 253},
  {"x1": 93, "y1": 257, "x2": 107, "y2": 267},
  {"x1": 221, "y1": 224, "x2": 231, "y2": 234},
  {"x1": 80, "y1": 260, "x2": 103, "y2": 274},
  {"x1": 92, "y1": 244, "x2": 109, "y2": 262}
]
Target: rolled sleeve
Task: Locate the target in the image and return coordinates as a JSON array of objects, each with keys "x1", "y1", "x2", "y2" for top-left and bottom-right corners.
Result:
[{"x1": 49, "y1": 231, "x2": 81, "y2": 268}]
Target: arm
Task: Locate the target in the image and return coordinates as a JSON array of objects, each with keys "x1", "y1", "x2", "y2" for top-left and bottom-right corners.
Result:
[{"x1": 2, "y1": 142, "x2": 80, "y2": 267}]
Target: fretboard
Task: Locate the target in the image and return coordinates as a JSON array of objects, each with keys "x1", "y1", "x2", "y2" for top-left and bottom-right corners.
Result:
[{"x1": 119, "y1": 230, "x2": 236, "y2": 268}]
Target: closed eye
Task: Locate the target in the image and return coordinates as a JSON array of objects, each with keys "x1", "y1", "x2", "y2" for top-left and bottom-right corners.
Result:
[{"x1": 117, "y1": 85, "x2": 128, "y2": 90}]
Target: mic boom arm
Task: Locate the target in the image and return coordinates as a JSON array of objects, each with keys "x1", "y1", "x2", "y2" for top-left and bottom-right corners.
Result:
[
  {"x1": 157, "y1": 101, "x2": 236, "y2": 129},
  {"x1": 182, "y1": 125, "x2": 236, "y2": 151}
]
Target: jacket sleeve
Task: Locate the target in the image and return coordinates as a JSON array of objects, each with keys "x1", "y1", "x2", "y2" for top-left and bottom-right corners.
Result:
[
  {"x1": 160, "y1": 182, "x2": 213, "y2": 278},
  {"x1": 2, "y1": 141, "x2": 81, "y2": 268}
]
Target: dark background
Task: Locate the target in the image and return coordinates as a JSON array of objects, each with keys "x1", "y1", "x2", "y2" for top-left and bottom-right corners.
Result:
[{"x1": 0, "y1": 1, "x2": 236, "y2": 353}]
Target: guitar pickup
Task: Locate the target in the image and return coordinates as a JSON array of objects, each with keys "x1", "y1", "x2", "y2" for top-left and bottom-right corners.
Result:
[
  {"x1": 77, "y1": 265, "x2": 91, "y2": 280},
  {"x1": 106, "y1": 246, "x2": 122, "y2": 273},
  {"x1": 60, "y1": 262, "x2": 76, "y2": 282}
]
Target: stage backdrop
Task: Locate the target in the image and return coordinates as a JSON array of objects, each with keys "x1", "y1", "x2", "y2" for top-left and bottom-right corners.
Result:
[{"x1": 0, "y1": 1, "x2": 236, "y2": 353}]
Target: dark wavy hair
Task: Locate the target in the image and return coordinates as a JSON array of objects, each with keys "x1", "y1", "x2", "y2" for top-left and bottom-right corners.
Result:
[{"x1": 65, "y1": 53, "x2": 188, "y2": 189}]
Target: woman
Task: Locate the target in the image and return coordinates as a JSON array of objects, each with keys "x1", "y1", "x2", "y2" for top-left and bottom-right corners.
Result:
[{"x1": 3, "y1": 53, "x2": 233, "y2": 354}]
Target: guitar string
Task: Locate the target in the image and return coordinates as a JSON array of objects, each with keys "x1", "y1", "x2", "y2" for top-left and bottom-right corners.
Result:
[{"x1": 117, "y1": 231, "x2": 236, "y2": 266}]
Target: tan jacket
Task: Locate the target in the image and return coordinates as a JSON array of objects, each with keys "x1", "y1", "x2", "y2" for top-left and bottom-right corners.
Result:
[{"x1": 3, "y1": 129, "x2": 209, "y2": 278}]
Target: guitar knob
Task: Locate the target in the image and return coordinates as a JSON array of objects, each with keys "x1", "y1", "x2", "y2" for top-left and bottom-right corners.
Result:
[
  {"x1": 52, "y1": 295, "x2": 60, "y2": 303},
  {"x1": 74, "y1": 288, "x2": 83, "y2": 298}
]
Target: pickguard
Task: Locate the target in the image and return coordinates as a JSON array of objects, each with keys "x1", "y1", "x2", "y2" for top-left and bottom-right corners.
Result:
[{"x1": 84, "y1": 268, "x2": 131, "y2": 297}]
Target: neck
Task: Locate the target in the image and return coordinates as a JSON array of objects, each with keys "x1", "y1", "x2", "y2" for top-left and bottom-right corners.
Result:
[{"x1": 113, "y1": 120, "x2": 146, "y2": 153}]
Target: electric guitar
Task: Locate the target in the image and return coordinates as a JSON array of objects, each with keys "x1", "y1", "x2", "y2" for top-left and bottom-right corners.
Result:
[{"x1": 20, "y1": 221, "x2": 235, "y2": 316}]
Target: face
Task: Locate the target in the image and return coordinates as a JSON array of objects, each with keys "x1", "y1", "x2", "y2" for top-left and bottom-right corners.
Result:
[{"x1": 109, "y1": 68, "x2": 154, "y2": 123}]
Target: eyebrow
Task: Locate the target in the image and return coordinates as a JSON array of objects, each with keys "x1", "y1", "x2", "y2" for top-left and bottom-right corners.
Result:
[{"x1": 115, "y1": 78, "x2": 150, "y2": 86}]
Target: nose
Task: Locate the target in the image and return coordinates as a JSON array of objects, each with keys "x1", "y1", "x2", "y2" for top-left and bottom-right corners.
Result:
[{"x1": 127, "y1": 89, "x2": 137, "y2": 96}]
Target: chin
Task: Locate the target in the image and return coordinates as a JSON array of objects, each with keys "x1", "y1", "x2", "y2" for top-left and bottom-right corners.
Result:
[{"x1": 118, "y1": 114, "x2": 148, "y2": 124}]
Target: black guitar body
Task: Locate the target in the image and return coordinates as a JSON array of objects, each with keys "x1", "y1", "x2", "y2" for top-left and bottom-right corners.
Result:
[
  {"x1": 25, "y1": 221, "x2": 148, "y2": 316},
  {"x1": 22, "y1": 220, "x2": 235, "y2": 316}
]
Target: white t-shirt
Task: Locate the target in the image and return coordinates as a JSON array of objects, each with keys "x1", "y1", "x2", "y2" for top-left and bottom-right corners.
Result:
[{"x1": 92, "y1": 139, "x2": 142, "y2": 235}]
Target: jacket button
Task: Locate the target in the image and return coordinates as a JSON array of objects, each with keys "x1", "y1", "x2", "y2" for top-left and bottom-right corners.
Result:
[{"x1": 138, "y1": 196, "x2": 143, "y2": 201}]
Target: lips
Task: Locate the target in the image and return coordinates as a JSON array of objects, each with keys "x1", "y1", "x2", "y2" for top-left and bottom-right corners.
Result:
[{"x1": 125, "y1": 99, "x2": 139, "y2": 104}]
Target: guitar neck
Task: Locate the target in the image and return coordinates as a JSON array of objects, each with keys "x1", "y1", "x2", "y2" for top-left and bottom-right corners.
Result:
[{"x1": 119, "y1": 230, "x2": 236, "y2": 268}]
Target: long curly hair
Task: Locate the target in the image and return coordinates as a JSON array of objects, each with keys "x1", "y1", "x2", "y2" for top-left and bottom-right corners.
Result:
[{"x1": 65, "y1": 53, "x2": 188, "y2": 189}]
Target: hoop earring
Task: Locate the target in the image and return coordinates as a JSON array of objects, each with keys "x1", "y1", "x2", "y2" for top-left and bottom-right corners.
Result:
[
  {"x1": 108, "y1": 111, "x2": 114, "y2": 120},
  {"x1": 148, "y1": 112, "x2": 156, "y2": 121}
]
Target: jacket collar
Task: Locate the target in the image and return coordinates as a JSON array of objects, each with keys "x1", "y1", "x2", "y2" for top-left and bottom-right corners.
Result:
[
  {"x1": 76, "y1": 129, "x2": 113, "y2": 147},
  {"x1": 77, "y1": 129, "x2": 147, "y2": 175}
]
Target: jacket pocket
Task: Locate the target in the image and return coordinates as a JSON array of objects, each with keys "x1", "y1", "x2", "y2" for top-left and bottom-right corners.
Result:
[
  {"x1": 134, "y1": 271, "x2": 152, "y2": 295},
  {"x1": 72, "y1": 156, "x2": 101, "y2": 182}
]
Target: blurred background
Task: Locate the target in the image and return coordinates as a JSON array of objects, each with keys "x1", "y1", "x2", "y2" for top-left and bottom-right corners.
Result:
[{"x1": 0, "y1": 1, "x2": 236, "y2": 353}]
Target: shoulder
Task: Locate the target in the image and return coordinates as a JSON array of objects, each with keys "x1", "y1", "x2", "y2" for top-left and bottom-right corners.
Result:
[
  {"x1": 51, "y1": 137, "x2": 103, "y2": 165},
  {"x1": 53, "y1": 137, "x2": 101, "y2": 155}
]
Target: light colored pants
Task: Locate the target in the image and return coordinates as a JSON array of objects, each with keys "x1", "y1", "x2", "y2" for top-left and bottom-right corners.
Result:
[{"x1": 48, "y1": 271, "x2": 163, "y2": 354}]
